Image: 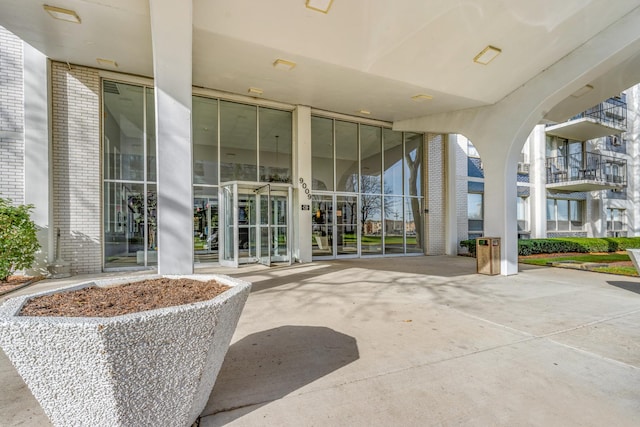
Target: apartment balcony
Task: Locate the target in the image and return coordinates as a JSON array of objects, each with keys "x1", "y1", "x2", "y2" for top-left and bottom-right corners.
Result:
[
  {"x1": 546, "y1": 152, "x2": 627, "y2": 192},
  {"x1": 546, "y1": 96, "x2": 627, "y2": 141}
]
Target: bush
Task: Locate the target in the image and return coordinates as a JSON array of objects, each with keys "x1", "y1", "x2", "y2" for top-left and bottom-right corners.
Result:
[
  {"x1": 460, "y1": 239, "x2": 477, "y2": 257},
  {"x1": 460, "y1": 237, "x2": 640, "y2": 258},
  {"x1": 0, "y1": 198, "x2": 40, "y2": 281}
]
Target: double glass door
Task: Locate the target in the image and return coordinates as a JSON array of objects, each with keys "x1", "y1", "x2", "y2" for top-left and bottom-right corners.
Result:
[{"x1": 220, "y1": 182, "x2": 292, "y2": 267}]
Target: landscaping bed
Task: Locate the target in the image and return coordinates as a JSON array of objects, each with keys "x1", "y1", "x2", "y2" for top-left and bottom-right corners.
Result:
[{"x1": 519, "y1": 252, "x2": 638, "y2": 276}]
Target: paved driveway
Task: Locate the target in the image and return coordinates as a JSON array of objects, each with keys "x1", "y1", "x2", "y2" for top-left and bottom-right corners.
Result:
[{"x1": 2, "y1": 256, "x2": 640, "y2": 426}]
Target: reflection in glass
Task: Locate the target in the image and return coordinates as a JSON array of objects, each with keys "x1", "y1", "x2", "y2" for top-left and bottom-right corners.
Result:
[
  {"x1": 259, "y1": 108, "x2": 292, "y2": 183},
  {"x1": 220, "y1": 101, "x2": 257, "y2": 181},
  {"x1": 383, "y1": 129, "x2": 403, "y2": 195},
  {"x1": 193, "y1": 97, "x2": 218, "y2": 185},
  {"x1": 312, "y1": 195, "x2": 333, "y2": 256},
  {"x1": 146, "y1": 88, "x2": 156, "y2": 182},
  {"x1": 193, "y1": 186, "x2": 218, "y2": 263},
  {"x1": 223, "y1": 186, "x2": 234, "y2": 262},
  {"x1": 361, "y1": 195, "x2": 382, "y2": 255},
  {"x1": 360, "y1": 125, "x2": 382, "y2": 194},
  {"x1": 335, "y1": 121, "x2": 358, "y2": 192},
  {"x1": 104, "y1": 182, "x2": 155, "y2": 267},
  {"x1": 103, "y1": 82, "x2": 145, "y2": 181},
  {"x1": 385, "y1": 196, "x2": 404, "y2": 254},
  {"x1": 406, "y1": 197, "x2": 422, "y2": 253},
  {"x1": 337, "y1": 195, "x2": 357, "y2": 255},
  {"x1": 311, "y1": 116, "x2": 334, "y2": 191},
  {"x1": 238, "y1": 193, "x2": 257, "y2": 258},
  {"x1": 404, "y1": 133, "x2": 422, "y2": 196}
]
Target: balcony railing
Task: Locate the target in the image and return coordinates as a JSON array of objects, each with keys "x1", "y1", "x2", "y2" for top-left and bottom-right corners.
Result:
[
  {"x1": 546, "y1": 152, "x2": 627, "y2": 187},
  {"x1": 570, "y1": 96, "x2": 627, "y2": 129}
]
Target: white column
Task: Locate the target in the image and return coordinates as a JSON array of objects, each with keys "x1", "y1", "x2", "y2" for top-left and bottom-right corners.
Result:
[
  {"x1": 23, "y1": 42, "x2": 51, "y2": 272},
  {"x1": 445, "y1": 134, "x2": 458, "y2": 254},
  {"x1": 480, "y1": 151, "x2": 519, "y2": 276},
  {"x1": 149, "y1": 0, "x2": 194, "y2": 274},
  {"x1": 529, "y1": 125, "x2": 547, "y2": 238},
  {"x1": 294, "y1": 106, "x2": 312, "y2": 262}
]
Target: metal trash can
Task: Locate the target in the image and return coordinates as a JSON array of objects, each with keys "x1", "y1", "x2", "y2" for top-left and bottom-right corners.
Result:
[{"x1": 476, "y1": 237, "x2": 501, "y2": 275}]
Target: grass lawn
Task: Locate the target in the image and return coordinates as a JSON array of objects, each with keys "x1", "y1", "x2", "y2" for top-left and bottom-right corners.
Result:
[{"x1": 519, "y1": 252, "x2": 638, "y2": 277}]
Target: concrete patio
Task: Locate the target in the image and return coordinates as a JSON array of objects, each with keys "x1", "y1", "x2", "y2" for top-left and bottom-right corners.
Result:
[{"x1": 2, "y1": 256, "x2": 640, "y2": 426}]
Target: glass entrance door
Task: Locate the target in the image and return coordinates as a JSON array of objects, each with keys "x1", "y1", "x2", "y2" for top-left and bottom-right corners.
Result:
[
  {"x1": 257, "y1": 184, "x2": 271, "y2": 266},
  {"x1": 220, "y1": 182, "x2": 292, "y2": 267}
]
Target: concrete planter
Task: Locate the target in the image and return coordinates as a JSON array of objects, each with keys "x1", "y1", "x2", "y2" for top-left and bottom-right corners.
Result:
[
  {"x1": 628, "y1": 249, "x2": 640, "y2": 274},
  {"x1": 0, "y1": 274, "x2": 251, "y2": 427}
]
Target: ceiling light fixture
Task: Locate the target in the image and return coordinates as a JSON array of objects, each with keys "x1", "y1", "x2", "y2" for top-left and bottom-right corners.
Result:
[
  {"x1": 473, "y1": 45, "x2": 501, "y2": 65},
  {"x1": 96, "y1": 58, "x2": 118, "y2": 68},
  {"x1": 248, "y1": 87, "x2": 263, "y2": 96},
  {"x1": 571, "y1": 84, "x2": 594, "y2": 98},
  {"x1": 305, "y1": 0, "x2": 334, "y2": 14},
  {"x1": 43, "y1": 5, "x2": 81, "y2": 24},
  {"x1": 411, "y1": 94, "x2": 433, "y2": 102},
  {"x1": 273, "y1": 59, "x2": 297, "y2": 71},
  {"x1": 357, "y1": 110, "x2": 371, "y2": 115}
]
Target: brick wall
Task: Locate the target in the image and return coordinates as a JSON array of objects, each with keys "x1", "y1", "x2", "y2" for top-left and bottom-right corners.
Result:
[
  {"x1": 427, "y1": 133, "x2": 446, "y2": 254},
  {"x1": 51, "y1": 62, "x2": 102, "y2": 274},
  {"x1": 0, "y1": 27, "x2": 24, "y2": 205}
]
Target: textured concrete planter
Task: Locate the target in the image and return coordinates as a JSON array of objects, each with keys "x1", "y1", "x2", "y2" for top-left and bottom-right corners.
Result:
[
  {"x1": 628, "y1": 249, "x2": 640, "y2": 274},
  {"x1": 0, "y1": 274, "x2": 251, "y2": 427}
]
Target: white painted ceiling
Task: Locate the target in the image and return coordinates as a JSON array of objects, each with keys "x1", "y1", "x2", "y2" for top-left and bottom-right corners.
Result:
[{"x1": 2, "y1": 0, "x2": 640, "y2": 122}]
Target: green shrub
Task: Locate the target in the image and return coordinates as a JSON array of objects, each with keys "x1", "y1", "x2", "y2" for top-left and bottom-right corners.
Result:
[
  {"x1": 460, "y1": 239, "x2": 477, "y2": 257},
  {"x1": 0, "y1": 198, "x2": 40, "y2": 281},
  {"x1": 460, "y1": 237, "x2": 640, "y2": 258}
]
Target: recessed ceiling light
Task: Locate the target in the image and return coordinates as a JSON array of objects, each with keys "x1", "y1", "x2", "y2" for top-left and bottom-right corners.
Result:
[
  {"x1": 273, "y1": 59, "x2": 297, "y2": 71},
  {"x1": 357, "y1": 110, "x2": 371, "y2": 115},
  {"x1": 43, "y1": 5, "x2": 81, "y2": 24},
  {"x1": 473, "y1": 45, "x2": 501, "y2": 65},
  {"x1": 411, "y1": 94, "x2": 433, "y2": 102},
  {"x1": 571, "y1": 84, "x2": 594, "y2": 98},
  {"x1": 96, "y1": 58, "x2": 118, "y2": 68},
  {"x1": 248, "y1": 87, "x2": 263, "y2": 96},
  {"x1": 306, "y1": 0, "x2": 334, "y2": 13}
]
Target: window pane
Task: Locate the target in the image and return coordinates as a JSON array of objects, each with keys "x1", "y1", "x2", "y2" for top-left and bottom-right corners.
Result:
[
  {"x1": 220, "y1": 101, "x2": 257, "y2": 181},
  {"x1": 361, "y1": 195, "x2": 382, "y2": 255},
  {"x1": 336, "y1": 195, "x2": 357, "y2": 255},
  {"x1": 103, "y1": 82, "x2": 144, "y2": 181},
  {"x1": 193, "y1": 186, "x2": 218, "y2": 263},
  {"x1": 404, "y1": 133, "x2": 422, "y2": 196},
  {"x1": 360, "y1": 125, "x2": 382, "y2": 194},
  {"x1": 146, "y1": 88, "x2": 156, "y2": 182},
  {"x1": 193, "y1": 96, "x2": 218, "y2": 185},
  {"x1": 104, "y1": 182, "x2": 146, "y2": 268},
  {"x1": 406, "y1": 197, "x2": 422, "y2": 253},
  {"x1": 570, "y1": 200, "x2": 582, "y2": 228},
  {"x1": 311, "y1": 116, "x2": 333, "y2": 191},
  {"x1": 468, "y1": 193, "x2": 483, "y2": 220},
  {"x1": 383, "y1": 129, "x2": 403, "y2": 195},
  {"x1": 312, "y1": 195, "x2": 333, "y2": 257},
  {"x1": 385, "y1": 196, "x2": 404, "y2": 254},
  {"x1": 259, "y1": 108, "x2": 292, "y2": 183},
  {"x1": 335, "y1": 120, "x2": 358, "y2": 192},
  {"x1": 557, "y1": 199, "x2": 569, "y2": 230}
]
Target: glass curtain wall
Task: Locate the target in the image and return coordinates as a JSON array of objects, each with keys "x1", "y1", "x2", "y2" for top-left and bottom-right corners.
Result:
[
  {"x1": 103, "y1": 81, "x2": 157, "y2": 268},
  {"x1": 104, "y1": 81, "x2": 292, "y2": 269},
  {"x1": 311, "y1": 116, "x2": 425, "y2": 258}
]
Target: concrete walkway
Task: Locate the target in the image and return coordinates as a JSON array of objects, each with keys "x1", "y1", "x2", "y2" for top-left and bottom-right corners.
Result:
[{"x1": 2, "y1": 256, "x2": 640, "y2": 426}]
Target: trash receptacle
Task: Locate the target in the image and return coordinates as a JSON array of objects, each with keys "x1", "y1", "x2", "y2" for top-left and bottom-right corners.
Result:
[{"x1": 476, "y1": 237, "x2": 500, "y2": 275}]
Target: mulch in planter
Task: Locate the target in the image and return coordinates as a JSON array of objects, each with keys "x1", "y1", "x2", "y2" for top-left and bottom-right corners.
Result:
[{"x1": 19, "y1": 278, "x2": 230, "y2": 317}]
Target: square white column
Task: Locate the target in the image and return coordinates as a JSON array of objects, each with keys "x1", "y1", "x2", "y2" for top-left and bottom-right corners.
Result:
[{"x1": 149, "y1": 0, "x2": 194, "y2": 274}]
